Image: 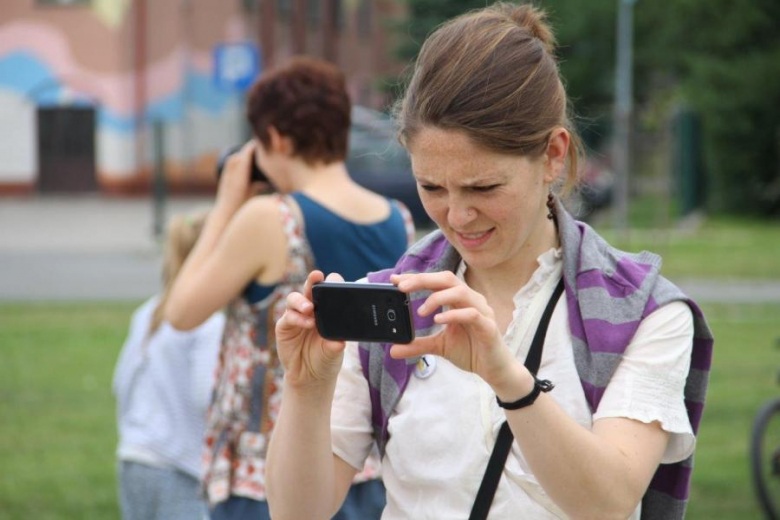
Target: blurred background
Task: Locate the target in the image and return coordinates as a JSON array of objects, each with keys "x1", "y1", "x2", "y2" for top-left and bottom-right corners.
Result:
[{"x1": 0, "y1": 0, "x2": 778, "y2": 518}]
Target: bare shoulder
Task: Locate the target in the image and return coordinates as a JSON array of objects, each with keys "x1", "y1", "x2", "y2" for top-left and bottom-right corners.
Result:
[{"x1": 229, "y1": 195, "x2": 285, "y2": 237}]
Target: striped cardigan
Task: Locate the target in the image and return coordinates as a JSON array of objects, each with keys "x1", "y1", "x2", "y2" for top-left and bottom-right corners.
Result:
[{"x1": 357, "y1": 200, "x2": 713, "y2": 519}]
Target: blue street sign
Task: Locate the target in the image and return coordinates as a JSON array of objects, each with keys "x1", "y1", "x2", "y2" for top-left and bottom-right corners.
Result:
[{"x1": 213, "y1": 42, "x2": 262, "y2": 92}]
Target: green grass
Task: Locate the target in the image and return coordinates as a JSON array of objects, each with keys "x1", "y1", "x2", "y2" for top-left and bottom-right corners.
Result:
[
  {"x1": 686, "y1": 303, "x2": 779, "y2": 519},
  {"x1": 597, "y1": 214, "x2": 780, "y2": 280},
  {"x1": 1, "y1": 302, "x2": 779, "y2": 518},
  {"x1": 0, "y1": 303, "x2": 136, "y2": 520}
]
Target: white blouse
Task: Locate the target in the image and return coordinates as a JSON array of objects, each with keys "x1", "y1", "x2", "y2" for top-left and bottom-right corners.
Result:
[{"x1": 331, "y1": 248, "x2": 695, "y2": 519}]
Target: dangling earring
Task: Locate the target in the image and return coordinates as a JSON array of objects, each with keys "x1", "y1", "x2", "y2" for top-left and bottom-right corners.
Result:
[{"x1": 546, "y1": 192, "x2": 556, "y2": 221}]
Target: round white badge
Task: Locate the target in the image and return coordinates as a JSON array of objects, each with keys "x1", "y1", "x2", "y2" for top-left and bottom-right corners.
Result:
[{"x1": 414, "y1": 354, "x2": 436, "y2": 379}]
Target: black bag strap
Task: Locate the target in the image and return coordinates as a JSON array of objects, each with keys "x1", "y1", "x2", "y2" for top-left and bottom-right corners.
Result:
[{"x1": 468, "y1": 278, "x2": 565, "y2": 520}]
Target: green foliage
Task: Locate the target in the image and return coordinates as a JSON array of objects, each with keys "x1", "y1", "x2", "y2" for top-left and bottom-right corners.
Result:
[{"x1": 395, "y1": 0, "x2": 780, "y2": 215}]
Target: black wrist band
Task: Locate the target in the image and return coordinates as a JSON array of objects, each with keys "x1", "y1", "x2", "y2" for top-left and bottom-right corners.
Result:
[{"x1": 495, "y1": 377, "x2": 554, "y2": 410}]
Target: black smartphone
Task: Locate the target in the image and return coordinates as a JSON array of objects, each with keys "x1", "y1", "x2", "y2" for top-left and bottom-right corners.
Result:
[{"x1": 312, "y1": 281, "x2": 415, "y2": 344}]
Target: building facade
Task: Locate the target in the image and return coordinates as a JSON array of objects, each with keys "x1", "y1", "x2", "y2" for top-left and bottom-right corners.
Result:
[{"x1": 0, "y1": 0, "x2": 405, "y2": 194}]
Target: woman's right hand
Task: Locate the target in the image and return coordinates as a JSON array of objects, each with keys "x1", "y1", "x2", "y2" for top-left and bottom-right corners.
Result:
[{"x1": 276, "y1": 270, "x2": 347, "y2": 390}]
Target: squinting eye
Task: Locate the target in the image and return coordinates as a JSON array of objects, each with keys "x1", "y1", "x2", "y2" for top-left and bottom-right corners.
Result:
[
  {"x1": 472, "y1": 185, "x2": 499, "y2": 192},
  {"x1": 420, "y1": 185, "x2": 441, "y2": 192}
]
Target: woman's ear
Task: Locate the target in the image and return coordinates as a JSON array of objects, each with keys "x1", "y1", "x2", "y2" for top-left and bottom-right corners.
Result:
[
  {"x1": 267, "y1": 126, "x2": 294, "y2": 156},
  {"x1": 544, "y1": 128, "x2": 570, "y2": 183}
]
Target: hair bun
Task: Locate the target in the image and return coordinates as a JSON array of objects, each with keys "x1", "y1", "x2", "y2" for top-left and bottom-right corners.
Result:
[{"x1": 505, "y1": 3, "x2": 556, "y2": 54}]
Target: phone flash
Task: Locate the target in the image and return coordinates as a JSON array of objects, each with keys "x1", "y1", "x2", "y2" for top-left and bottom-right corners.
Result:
[{"x1": 392, "y1": 327, "x2": 397, "y2": 333}]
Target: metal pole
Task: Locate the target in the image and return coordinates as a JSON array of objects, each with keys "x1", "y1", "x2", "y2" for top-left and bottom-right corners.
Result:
[
  {"x1": 152, "y1": 120, "x2": 166, "y2": 240},
  {"x1": 612, "y1": 0, "x2": 636, "y2": 236}
]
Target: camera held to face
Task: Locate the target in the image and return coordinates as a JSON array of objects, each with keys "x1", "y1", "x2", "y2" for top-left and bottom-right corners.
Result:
[{"x1": 215, "y1": 144, "x2": 270, "y2": 185}]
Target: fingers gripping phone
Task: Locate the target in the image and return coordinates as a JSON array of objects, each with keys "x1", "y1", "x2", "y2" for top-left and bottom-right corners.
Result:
[{"x1": 312, "y1": 282, "x2": 415, "y2": 344}]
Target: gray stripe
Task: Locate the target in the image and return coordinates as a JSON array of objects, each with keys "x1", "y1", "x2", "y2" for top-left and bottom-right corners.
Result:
[
  {"x1": 692, "y1": 313, "x2": 711, "y2": 337},
  {"x1": 652, "y1": 277, "x2": 688, "y2": 308},
  {"x1": 406, "y1": 229, "x2": 443, "y2": 256},
  {"x1": 684, "y1": 368, "x2": 710, "y2": 403},
  {"x1": 578, "y1": 285, "x2": 651, "y2": 324},
  {"x1": 557, "y1": 202, "x2": 582, "y2": 297},
  {"x1": 380, "y1": 373, "x2": 403, "y2": 418},
  {"x1": 572, "y1": 335, "x2": 622, "y2": 388},
  {"x1": 430, "y1": 242, "x2": 461, "y2": 273},
  {"x1": 365, "y1": 342, "x2": 385, "y2": 392},
  {"x1": 641, "y1": 489, "x2": 687, "y2": 520}
]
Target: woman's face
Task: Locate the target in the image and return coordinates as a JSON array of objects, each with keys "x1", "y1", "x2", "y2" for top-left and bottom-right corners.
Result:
[
  {"x1": 254, "y1": 138, "x2": 290, "y2": 193},
  {"x1": 408, "y1": 127, "x2": 558, "y2": 274}
]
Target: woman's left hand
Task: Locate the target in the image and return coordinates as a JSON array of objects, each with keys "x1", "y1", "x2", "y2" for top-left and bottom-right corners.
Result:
[
  {"x1": 215, "y1": 141, "x2": 272, "y2": 215},
  {"x1": 389, "y1": 271, "x2": 518, "y2": 389}
]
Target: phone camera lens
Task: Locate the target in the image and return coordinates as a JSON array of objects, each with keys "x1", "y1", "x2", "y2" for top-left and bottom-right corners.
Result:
[{"x1": 387, "y1": 309, "x2": 397, "y2": 322}]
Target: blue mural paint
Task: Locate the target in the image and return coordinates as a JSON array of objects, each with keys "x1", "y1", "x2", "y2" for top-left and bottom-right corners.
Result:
[{"x1": 0, "y1": 51, "x2": 240, "y2": 135}]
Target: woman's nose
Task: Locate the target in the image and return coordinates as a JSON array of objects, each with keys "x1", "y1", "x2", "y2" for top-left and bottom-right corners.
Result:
[{"x1": 447, "y1": 198, "x2": 477, "y2": 228}]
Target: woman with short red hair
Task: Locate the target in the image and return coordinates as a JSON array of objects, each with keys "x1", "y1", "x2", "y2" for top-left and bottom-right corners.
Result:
[{"x1": 166, "y1": 57, "x2": 413, "y2": 520}]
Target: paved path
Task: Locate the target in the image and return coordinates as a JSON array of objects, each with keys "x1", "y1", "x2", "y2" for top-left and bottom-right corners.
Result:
[
  {"x1": 0, "y1": 195, "x2": 209, "y2": 301},
  {"x1": 1, "y1": 195, "x2": 779, "y2": 303}
]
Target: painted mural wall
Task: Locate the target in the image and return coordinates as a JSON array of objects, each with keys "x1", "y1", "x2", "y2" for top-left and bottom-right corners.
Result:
[{"x1": 0, "y1": 0, "x2": 256, "y2": 192}]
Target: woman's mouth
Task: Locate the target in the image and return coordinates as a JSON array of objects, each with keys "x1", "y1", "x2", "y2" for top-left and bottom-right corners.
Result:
[{"x1": 455, "y1": 228, "x2": 494, "y2": 249}]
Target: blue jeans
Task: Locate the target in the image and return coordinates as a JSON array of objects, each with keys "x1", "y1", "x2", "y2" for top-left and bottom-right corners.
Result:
[
  {"x1": 210, "y1": 479, "x2": 386, "y2": 520},
  {"x1": 333, "y1": 479, "x2": 386, "y2": 520},
  {"x1": 118, "y1": 461, "x2": 208, "y2": 520}
]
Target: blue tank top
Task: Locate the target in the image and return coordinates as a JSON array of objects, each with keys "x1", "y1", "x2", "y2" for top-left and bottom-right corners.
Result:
[{"x1": 244, "y1": 192, "x2": 411, "y2": 303}]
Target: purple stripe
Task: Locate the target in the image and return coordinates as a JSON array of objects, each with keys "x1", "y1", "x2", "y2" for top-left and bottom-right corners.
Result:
[
  {"x1": 685, "y1": 298, "x2": 706, "y2": 320},
  {"x1": 579, "y1": 379, "x2": 606, "y2": 411},
  {"x1": 690, "y1": 337, "x2": 713, "y2": 371},
  {"x1": 367, "y1": 268, "x2": 393, "y2": 284},
  {"x1": 615, "y1": 257, "x2": 653, "y2": 288},
  {"x1": 649, "y1": 464, "x2": 692, "y2": 501},
  {"x1": 383, "y1": 345, "x2": 412, "y2": 388},
  {"x1": 685, "y1": 399, "x2": 705, "y2": 434},
  {"x1": 394, "y1": 237, "x2": 450, "y2": 273},
  {"x1": 410, "y1": 298, "x2": 437, "y2": 331},
  {"x1": 581, "y1": 318, "x2": 640, "y2": 354},
  {"x1": 394, "y1": 254, "x2": 433, "y2": 275},
  {"x1": 369, "y1": 385, "x2": 383, "y2": 429},
  {"x1": 578, "y1": 270, "x2": 638, "y2": 298},
  {"x1": 643, "y1": 296, "x2": 659, "y2": 317},
  {"x1": 416, "y1": 235, "x2": 450, "y2": 263}
]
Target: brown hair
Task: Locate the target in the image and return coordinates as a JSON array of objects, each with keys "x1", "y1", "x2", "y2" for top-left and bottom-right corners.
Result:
[
  {"x1": 150, "y1": 211, "x2": 208, "y2": 334},
  {"x1": 395, "y1": 2, "x2": 582, "y2": 194},
  {"x1": 246, "y1": 57, "x2": 352, "y2": 165}
]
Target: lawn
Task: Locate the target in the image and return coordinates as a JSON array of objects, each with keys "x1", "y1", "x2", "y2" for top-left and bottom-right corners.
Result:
[
  {"x1": 1, "y1": 301, "x2": 778, "y2": 518},
  {"x1": 592, "y1": 192, "x2": 780, "y2": 280},
  {"x1": 601, "y1": 217, "x2": 780, "y2": 280}
]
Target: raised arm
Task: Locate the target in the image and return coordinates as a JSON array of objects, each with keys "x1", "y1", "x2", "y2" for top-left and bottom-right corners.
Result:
[
  {"x1": 165, "y1": 142, "x2": 281, "y2": 330},
  {"x1": 266, "y1": 271, "x2": 358, "y2": 519}
]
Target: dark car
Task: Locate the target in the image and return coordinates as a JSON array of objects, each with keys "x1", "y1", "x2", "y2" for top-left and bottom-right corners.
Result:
[
  {"x1": 346, "y1": 107, "x2": 431, "y2": 228},
  {"x1": 569, "y1": 156, "x2": 614, "y2": 220}
]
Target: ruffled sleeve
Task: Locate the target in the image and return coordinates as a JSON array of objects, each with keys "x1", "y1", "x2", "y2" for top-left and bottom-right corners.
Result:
[{"x1": 593, "y1": 301, "x2": 696, "y2": 463}]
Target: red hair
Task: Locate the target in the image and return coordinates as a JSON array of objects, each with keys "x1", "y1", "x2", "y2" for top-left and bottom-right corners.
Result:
[{"x1": 246, "y1": 57, "x2": 351, "y2": 165}]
